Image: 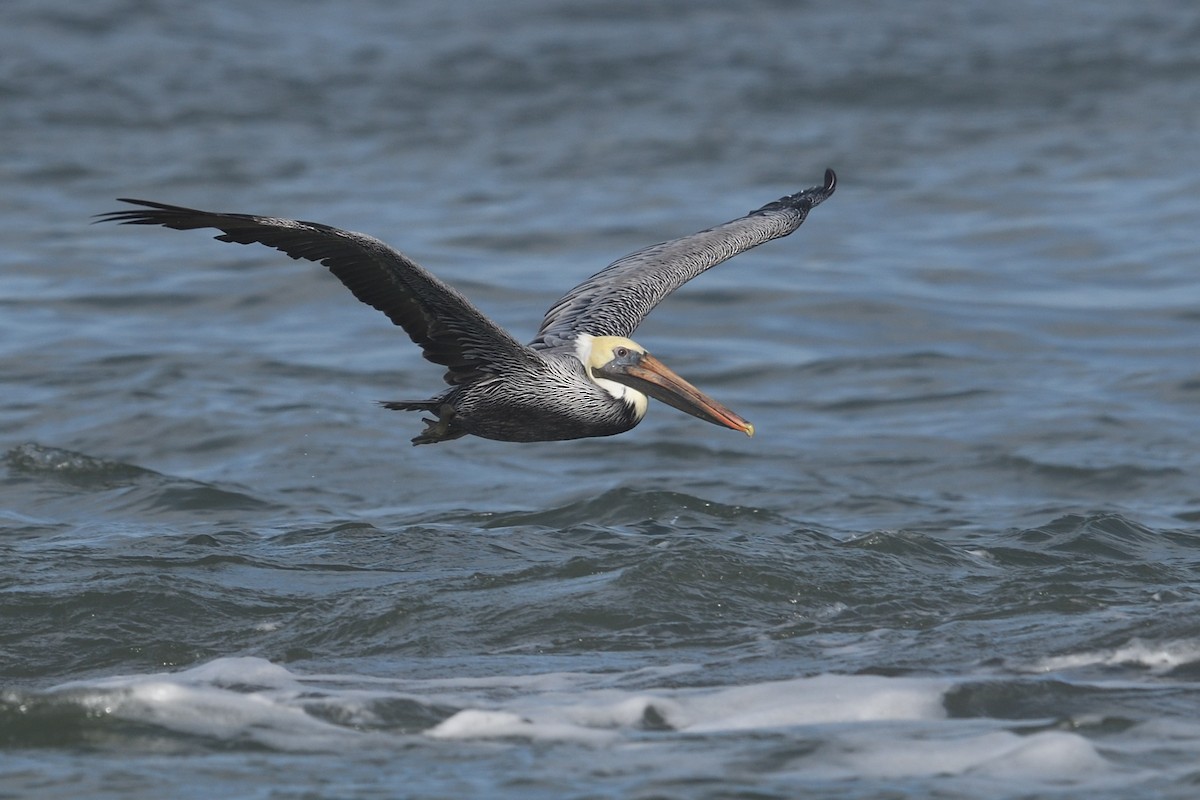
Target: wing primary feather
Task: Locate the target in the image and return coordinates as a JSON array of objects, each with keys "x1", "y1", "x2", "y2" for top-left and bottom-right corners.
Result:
[{"x1": 96, "y1": 199, "x2": 534, "y2": 385}]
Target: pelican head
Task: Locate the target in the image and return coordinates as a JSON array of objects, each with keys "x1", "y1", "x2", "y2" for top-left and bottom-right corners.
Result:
[{"x1": 575, "y1": 334, "x2": 754, "y2": 436}]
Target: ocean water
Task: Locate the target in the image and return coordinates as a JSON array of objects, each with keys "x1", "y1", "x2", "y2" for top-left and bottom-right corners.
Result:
[{"x1": 3, "y1": 0, "x2": 1200, "y2": 797}]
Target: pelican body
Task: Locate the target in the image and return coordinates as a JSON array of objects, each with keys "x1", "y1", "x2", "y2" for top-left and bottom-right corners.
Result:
[{"x1": 98, "y1": 169, "x2": 835, "y2": 445}]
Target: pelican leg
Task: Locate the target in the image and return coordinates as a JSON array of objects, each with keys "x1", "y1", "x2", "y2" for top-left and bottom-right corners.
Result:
[{"x1": 412, "y1": 404, "x2": 464, "y2": 445}]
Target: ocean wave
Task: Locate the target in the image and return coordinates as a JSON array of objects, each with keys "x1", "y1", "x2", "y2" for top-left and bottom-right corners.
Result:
[
  {"x1": 4, "y1": 442, "x2": 279, "y2": 519},
  {"x1": 1, "y1": 656, "x2": 1147, "y2": 790}
]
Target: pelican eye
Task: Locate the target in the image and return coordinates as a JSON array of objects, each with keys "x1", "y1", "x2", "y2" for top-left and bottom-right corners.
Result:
[{"x1": 614, "y1": 346, "x2": 630, "y2": 358}]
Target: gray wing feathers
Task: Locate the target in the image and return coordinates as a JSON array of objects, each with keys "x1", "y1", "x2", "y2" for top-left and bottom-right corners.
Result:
[
  {"x1": 532, "y1": 169, "x2": 836, "y2": 348},
  {"x1": 97, "y1": 200, "x2": 534, "y2": 385}
]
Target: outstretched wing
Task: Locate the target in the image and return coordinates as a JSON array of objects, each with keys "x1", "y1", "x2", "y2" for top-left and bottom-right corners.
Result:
[
  {"x1": 531, "y1": 169, "x2": 836, "y2": 349},
  {"x1": 97, "y1": 200, "x2": 535, "y2": 385}
]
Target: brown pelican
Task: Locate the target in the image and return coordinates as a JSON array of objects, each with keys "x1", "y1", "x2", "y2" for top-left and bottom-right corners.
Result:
[{"x1": 98, "y1": 169, "x2": 835, "y2": 445}]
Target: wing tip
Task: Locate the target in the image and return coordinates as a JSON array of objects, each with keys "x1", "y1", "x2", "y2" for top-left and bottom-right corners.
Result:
[
  {"x1": 93, "y1": 198, "x2": 200, "y2": 226},
  {"x1": 753, "y1": 167, "x2": 838, "y2": 217},
  {"x1": 797, "y1": 166, "x2": 837, "y2": 209}
]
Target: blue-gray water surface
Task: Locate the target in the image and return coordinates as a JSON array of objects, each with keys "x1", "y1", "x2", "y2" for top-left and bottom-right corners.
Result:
[{"x1": 3, "y1": 1, "x2": 1200, "y2": 797}]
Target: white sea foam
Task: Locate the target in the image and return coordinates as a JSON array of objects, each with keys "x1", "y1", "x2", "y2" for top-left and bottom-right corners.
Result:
[
  {"x1": 51, "y1": 658, "x2": 952, "y2": 745},
  {"x1": 37, "y1": 656, "x2": 1135, "y2": 788},
  {"x1": 800, "y1": 726, "x2": 1108, "y2": 782},
  {"x1": 1026, "y1": 637, "x2": 1200, "y2": 675},
  {"x1": 678, "y1": 673, "x2": 949, "y2": 731},
  {"x1": 428, "y1": 708, "x2": 618, "y2": 744}
]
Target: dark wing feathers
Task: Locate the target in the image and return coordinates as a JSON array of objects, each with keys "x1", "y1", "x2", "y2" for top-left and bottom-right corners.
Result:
[
  {"x1": 531, "y1": 168, "x2": 836, "y2": 348},
  {"x1": 99, "y1": 169, "x2": 835, "y2": 375},
  {"x1": 96, "y1": 200, "x2": 534, "y2": 385}
]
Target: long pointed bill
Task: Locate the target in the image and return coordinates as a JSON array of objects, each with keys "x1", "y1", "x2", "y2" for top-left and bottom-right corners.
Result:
[{"x1": 600, "y1": 353, "x2": 754, "y2": 436}]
